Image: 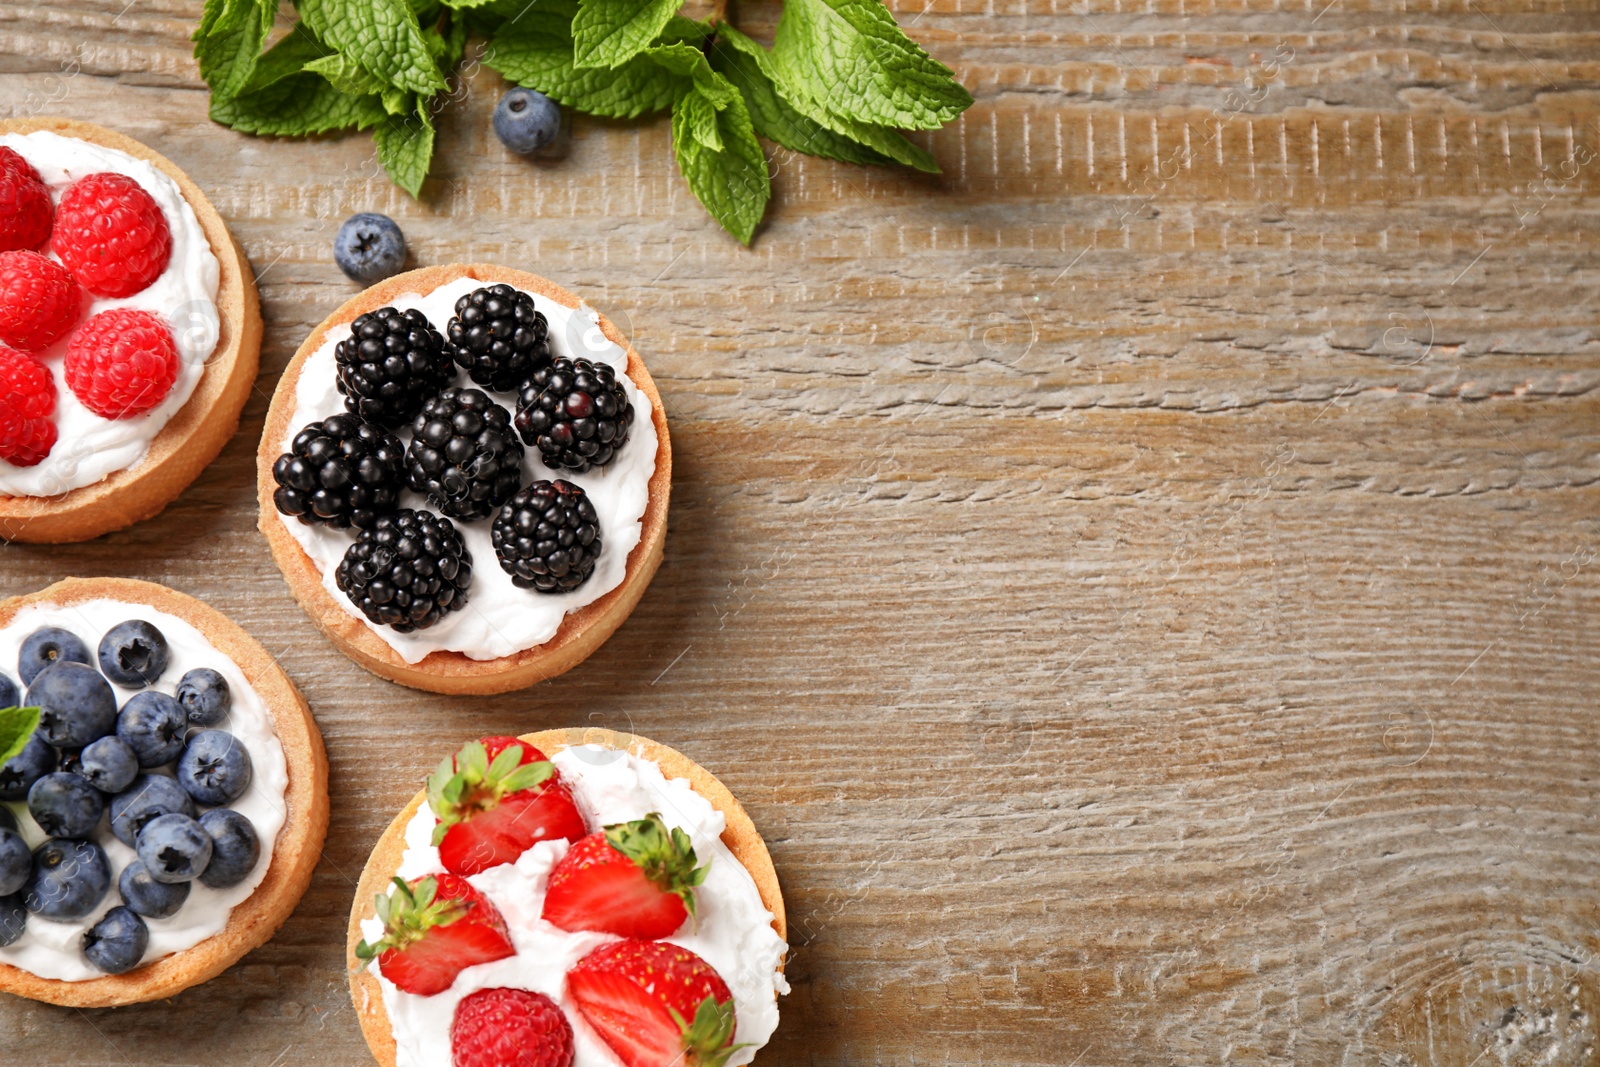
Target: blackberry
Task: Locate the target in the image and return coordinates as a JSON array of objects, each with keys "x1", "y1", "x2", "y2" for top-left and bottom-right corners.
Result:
[
  {"x1": 514, "y1": 357, "x2": 633, "y2": 473},
  {"x1": 446, "y1": 284, "x2": 551, "y2": 392},
  {"x1": 334, "y1": 306, "x2": 454, "y2": 427},
  {"x1": 272, "y1": 415, "x2": 406, "y2": 529},
  {"x1": 405, "y1": 387, "x2": 524, "y2": 522},
  {"x1": 335, "y1": 509, "x2": 472, "y2": 632},
  {"x1": 492, "y1": 480, "x2": 602, "y2": 593}
]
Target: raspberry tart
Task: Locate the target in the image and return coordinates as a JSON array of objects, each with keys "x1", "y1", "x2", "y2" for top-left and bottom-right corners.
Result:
[
  {"x1": 0, "y1": 118, "x2": 262, "y2": 543},
  {"x1": 257, "y1": 265, "x2": 670, "y2": 695},
  {"x1": 0, "y1": 577, "x2": 327, "y2": 1007},
  {"x1": 347, "y1": 728, "x2": 786, "y2": 1067}
]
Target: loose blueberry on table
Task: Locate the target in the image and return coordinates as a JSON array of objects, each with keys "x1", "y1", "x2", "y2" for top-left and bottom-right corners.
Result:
[
  {"x1": 492, "y1": 88, "x2": 561, "y2": 156},
  {"x1": 333, "y1": 213, "x2": 407, "y2": 285},
  {"x1": 271, "y1": 286, "x2": 640, "y2": 635},
  {"x1": 0, "y1": 617, "x2": 263, "y2": 975}
]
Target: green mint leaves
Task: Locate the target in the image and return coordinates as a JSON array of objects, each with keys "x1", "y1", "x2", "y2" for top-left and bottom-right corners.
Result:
[
  {"x1": 0, "y1": 706, "x2": 40, "y2": 771},
  {"x1": 194, "y1": 0, "x2": 971, "y2": 242}
]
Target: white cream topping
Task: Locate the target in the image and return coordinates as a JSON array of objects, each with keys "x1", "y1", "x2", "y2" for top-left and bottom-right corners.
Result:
[
  {"x1": 0, "y1": 598, "x2": 288, "y2": 982},
  {"x1": 278, "y1": 276, "x2": 658, "y2": 664},
  {"x1": 0, "y1": 131, "x2": 222, "y2": 497},
  {"x1": 359, "y1": 746, "x2": 788, "y2": 1067}
]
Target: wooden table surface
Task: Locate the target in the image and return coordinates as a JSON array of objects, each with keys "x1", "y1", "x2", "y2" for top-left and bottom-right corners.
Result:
[{"x1": 3, "y1": 1, "x2": 1600, "y2": 1064}]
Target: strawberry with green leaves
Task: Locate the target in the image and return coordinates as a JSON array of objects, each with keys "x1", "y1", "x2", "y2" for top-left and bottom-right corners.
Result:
[
  {"x1": 355, "y1": 873, "x2": 515, "y2": 996},
  {"x1": 567, "y1": 939, "x2": 745, "y2": 1067},
  {"x1": 541, "y1": 812, "x2": 709, "y2": 939},
  {"x1": 428, "y1": 737, "x2": 587, "y2": 876}
]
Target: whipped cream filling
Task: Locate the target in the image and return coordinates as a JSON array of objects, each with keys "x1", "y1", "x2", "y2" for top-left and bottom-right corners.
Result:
[
  {"x1": 359, "y1": 746, "x2": 788, "y2": 1067},
  {"x1": 0, "y1": 131, "x2": 222, "y2": 497},
  {"x1": 277, "y1": 276, "x2": 658, "y2": 664},
  {"x1": 0, "y1": 598, "x2": 288, "y2": 982}
]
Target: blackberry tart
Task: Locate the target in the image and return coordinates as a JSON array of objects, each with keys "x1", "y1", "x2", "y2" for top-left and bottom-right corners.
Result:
[{"x1": 257, "y1": 265, "x2": 670, "y2": 695}]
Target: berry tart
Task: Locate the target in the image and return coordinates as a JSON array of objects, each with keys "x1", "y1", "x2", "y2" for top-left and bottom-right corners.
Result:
[
  {"x1": 257, "y1": 265, "x2": 670, "y2": 695},
  {"x1": 347, "y1": 728, "x2": 786, "y2": 1067},
  {"x1": 0, "y1": 577, "x2": 327, "y2": 1007},
  {"x1": 0, "y1": 118, "x2": 262, "y2": 543}
]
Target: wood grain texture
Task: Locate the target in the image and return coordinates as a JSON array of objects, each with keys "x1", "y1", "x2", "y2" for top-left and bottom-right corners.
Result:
[{"x1": 1, "y1": 0, "x2": 1598, "y2": 1064}]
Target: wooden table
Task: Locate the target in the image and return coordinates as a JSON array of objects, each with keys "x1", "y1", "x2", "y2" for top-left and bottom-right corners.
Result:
[{"x1": 3, "y1": 1, "x2": 1599, "y2": 1064}]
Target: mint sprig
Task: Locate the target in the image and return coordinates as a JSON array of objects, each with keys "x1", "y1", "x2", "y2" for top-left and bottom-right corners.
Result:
[
  {"x1": 194, "y1": 0, "x2": 972, "y2": 243},
  {"x1": 0, "y1": 706, "x2": 40, "y2": 770}
]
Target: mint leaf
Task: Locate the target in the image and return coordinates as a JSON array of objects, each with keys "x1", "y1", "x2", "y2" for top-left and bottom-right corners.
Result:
[
  {"x1": 710, "y1": 24, "x2": 894, "y2": 166},
  {"x1": 770, "y1": 0, "x2": 971, "y2": 131},
  {"x1": 677, "y1": 87, "x2": 722, "y2": 150},
  {"x1": 297, "y1": 0, "x2": 448, "y2": 95},
  {"x1": 376, "y1": 100, "x2": 437, "y2": 197},
  {"x1": 572, "y1": 0, "x2": 680, "y2": 70},
  {"x1": 306, "y1": 51, "x2": 391, "y2": 95},
  {"x1": 240, "y1": 22, "x2": 336, "y2": 94},
  {"x1": 647, "y1": 41, "x2": 736, "y2": 106},
  {"x1": 211, "y1": 73, "x2": 386, "y2": 136},
  {"x1": 486, "y1": 11, "x2": 703, "y2": 119},
  {"x1": 422, "y1": 11, "x2": 468, "y2": 73},
  {"x1": 670, "y1": 76, "x2": 769, "y2": 244},
  {"x1": 194, "y1": 0, "x2": 275, "y2": 99},
  {"x1": 0, "y1": 706, "x2": 39, "y2": 771}
]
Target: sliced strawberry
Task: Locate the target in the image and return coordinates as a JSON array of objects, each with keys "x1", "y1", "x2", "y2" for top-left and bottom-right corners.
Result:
[
  {"x1": 355, "y1": 873, "x2": 515, "y2": 996},
  {"x1": 429, "y1": 737, "x2": 588, "y2": 876},
  {"x1": 542, "y1": 813, "x2": 708, "y2": 939},
  {"x1": 567, "y1": 940, "x2": 743, "y2": 1067}
]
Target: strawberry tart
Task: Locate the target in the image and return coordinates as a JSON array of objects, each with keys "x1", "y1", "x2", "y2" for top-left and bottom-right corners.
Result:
[
  {"x1": 0, "y1": 578, "x2": 327, "y2": 1007},
  {"x1": 257, "y1": 264, "x2": 670, "y2": 695},
  {"x1": 347, "y1": 728, "x2": 787, "y2": 1067},
  {"x1": 0, "y1": 117, "x2": 261, "y2": 544}
]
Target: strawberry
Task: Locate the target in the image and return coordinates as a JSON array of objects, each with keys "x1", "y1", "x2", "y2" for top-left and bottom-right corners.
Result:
[
  {"x1": 428, "y1": 737, "x2": 587, "y2": 876},
  {"x1": 451, "y1": 987, "x2": 574, "y2": 1067},
  {"x1": 541, "y1": 813, "x2": 709, "y2": 939},
  {"x1": 567, "y1": 940, "x2": 744, "y2": 1067},
  {"x1": 355, "y1": 873, "x2": 515, "y2": 997}
]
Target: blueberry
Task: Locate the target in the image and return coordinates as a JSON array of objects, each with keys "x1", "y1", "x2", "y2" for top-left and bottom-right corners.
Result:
[
  {"x1": 98, "y1": 620, "x2": 169, "y2": 688},
  {"x1": 493, "y1": 88, "x2": 560, "y2": 155},
  {"x1": 0, "y1": 805, "x2": 13, "y2": 832},
  {"x1": 176, "y1": 730, "x2": 252, "y2": 806},
  {"x1": 17, "y1": 627, "x2": 91, "y2": 686},
  {"x1": 0, "y1": 733, "x2": 54, "y2": 800},
  {"x1": 334, "y1": 212, "x2": 406, "y2": 284},
  {"x1": 175, "y1": 668, "x2": 230, "y2": 726},
  {"x1": 78, "y1": 735, "x2": 139, "y2": 793},
  {"x1": 23, "y1": 837, "x2": 110, "y2": 920},
  {"x1": 28, "y1": 661, "x2": 117, "y2": 747},
  {"x1": 0, "y1": 893, "x2": 23, "y2": 946},
  {"x1": 82, "y1": 905, "x2": 148, "y2": 975},
  {"x1": 27, "y1": 772, "x2": 104, "y2": 838},
  {"x1": 135, "y1": 812, "x2": 212, "y2": 884},
  {"x1": 116, "y1": 691, "x2": 188, "y2": 768},
  {"x1": 0, "y1": 671, "x2": 17, "y2": 709},
  {"x1": 118, "y1": 859, "x2": 190, "y2": 919},
  {"x1": 109, "y1": 773, "x2": 196, "y2": 847},
  {"x1": 198, "y1": 809, "x2": 260, "y2": 889},
  {"x1": 0, "y1": 825, "x2": 29, "y2": 896}
]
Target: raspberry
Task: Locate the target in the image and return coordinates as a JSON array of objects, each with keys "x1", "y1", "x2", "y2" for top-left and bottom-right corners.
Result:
[
  {"x1": 53, "y1": 172, "x2": 172, "y2": 298},
  {"x1": 0, "y1": 345, "x2": 56, "y2": 467},
  {"x1": 0, "y1": 250, "x2": 82, "y2": 352},
  {"x1": 0, "y1": 148, "x2": 52, "y2": 253},
  {"x1": 451, "y1": 988, "x2": 574, "y2": 1067},
  {"x1": 64, "y1": 309, "x2": 180, "y2": 419}
]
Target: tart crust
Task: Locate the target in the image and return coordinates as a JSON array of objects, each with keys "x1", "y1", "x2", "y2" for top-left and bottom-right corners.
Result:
[
  {"x1": 347, "y1": 727, "x2": 785, "y2": 1067},
  {"x1": 0, "y1": 118, "x2": 263, "y2": 544},
  {"x1": 256, "y1": 264, "x2": 671, "y2": 695},
  {"x1": 0, "y1": 578, "x2": 328, "y2": 1008}
]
